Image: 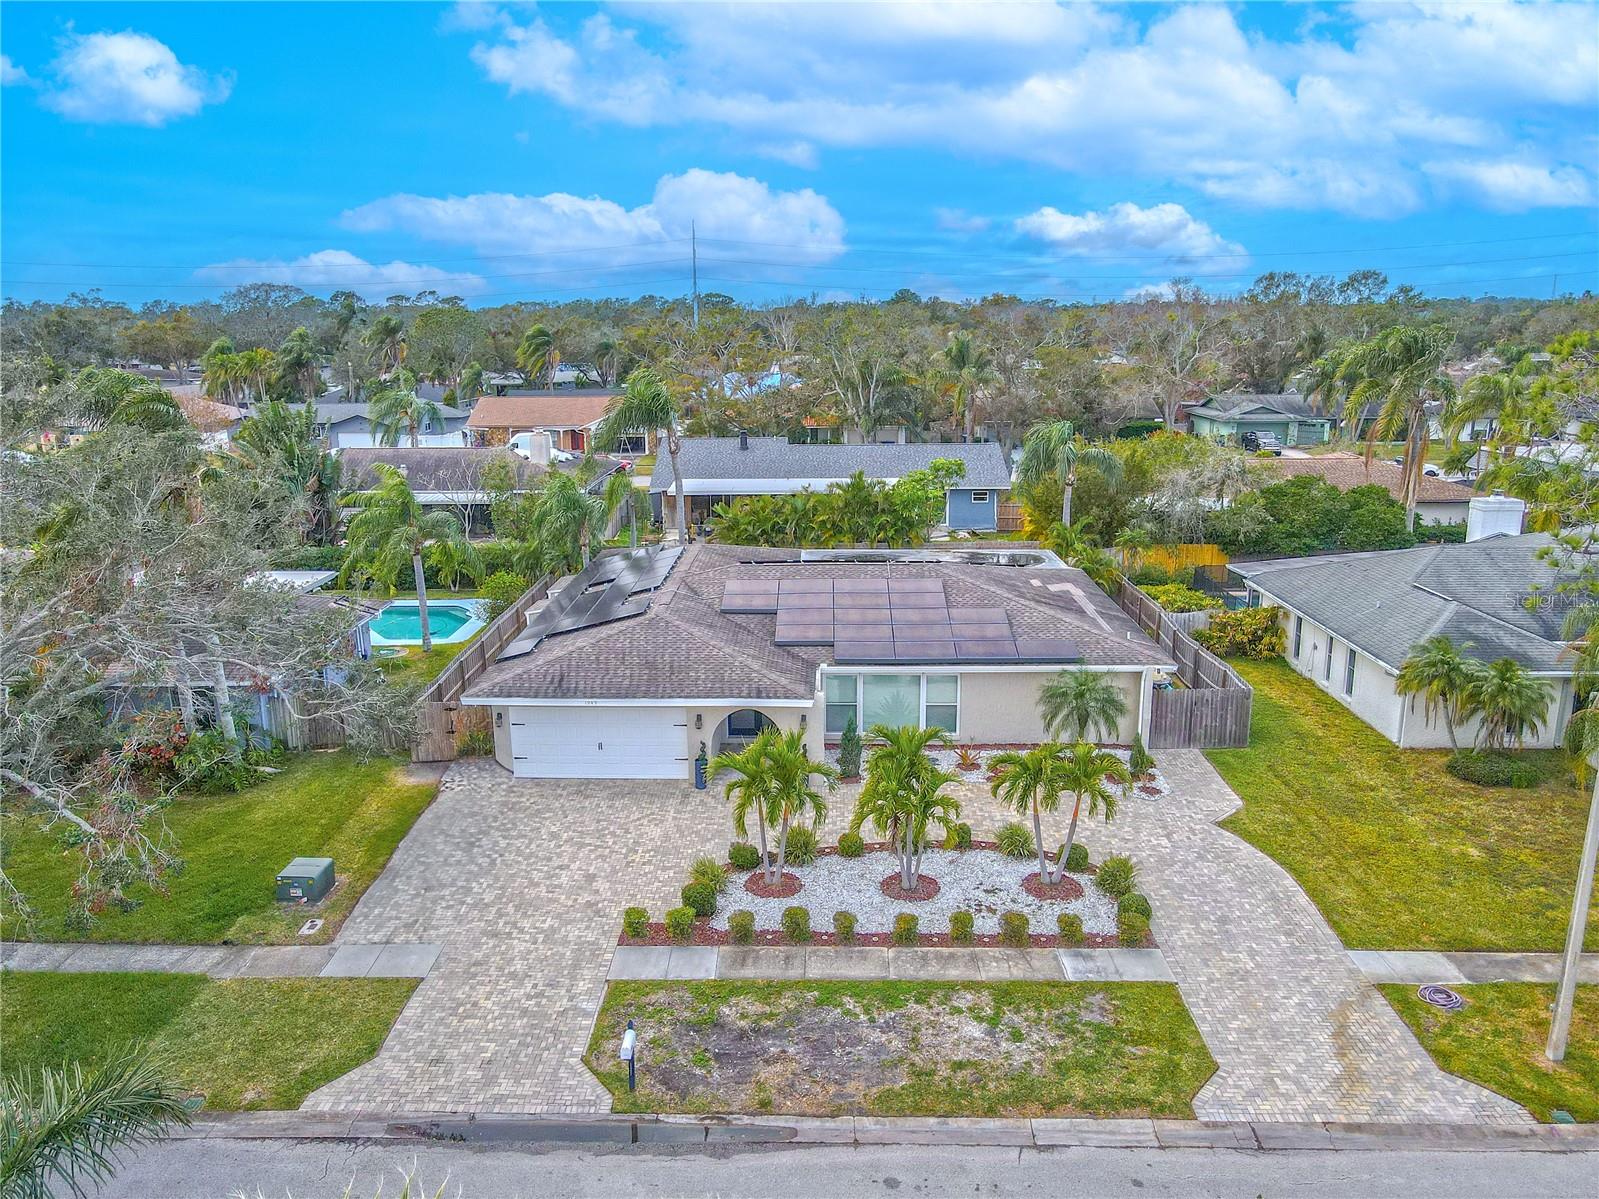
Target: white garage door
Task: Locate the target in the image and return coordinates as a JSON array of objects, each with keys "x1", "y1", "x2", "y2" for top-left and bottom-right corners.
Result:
[{"x1": 507, "y1": 706, "x2": 689, "y2": 780}]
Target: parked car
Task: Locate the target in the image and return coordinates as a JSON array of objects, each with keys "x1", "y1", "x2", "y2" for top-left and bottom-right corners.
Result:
[{"x1": 1242, "y1": 431, "x2": 1284, "y2": 455}]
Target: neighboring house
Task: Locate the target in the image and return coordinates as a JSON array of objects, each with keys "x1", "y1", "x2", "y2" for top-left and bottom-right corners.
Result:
[
  {"x1": 311, "y1": 398, "x2": 471, "y2": 449},
  {"x1": 461, "y1": 542, "x2": 1175, "y2": 780},
  {"x1": 648, "y1": 436, "x2": 1014, "y2": 531},
  {"x1": 800, "y1": 418, "x2": 913, "y2": 445},
  {"x1": 1255, "y1": 453, "x2": 1477, "y2": 525},
  {"x1": 483, "y1": 365, "x2": 603, "y2": 393},
  {"x1": 175, "y1": 393, "x2": 244, "y2": 449},
  {"x1": 1229, "y1": 505, "x2": 1577, "y2": 750},
  {"x1": 1187, "y1": 393, "x2": 1334, "y2": 446},
  {"x1": 339, "y1": 447, "x2": 543, "y2": 532},
  {"x1": 465, "y1": 391, "x2": 639, "y2": 454}
]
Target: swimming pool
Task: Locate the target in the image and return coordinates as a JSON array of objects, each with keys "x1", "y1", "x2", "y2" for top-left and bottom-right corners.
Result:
[{"x1": 369, "y1": 600, "x2": 486, "y2": 647}]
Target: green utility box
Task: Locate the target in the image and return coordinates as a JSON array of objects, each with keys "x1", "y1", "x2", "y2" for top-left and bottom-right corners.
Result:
[{"x1": 275, "y1": 857, "x2": 334, "y2": 904}]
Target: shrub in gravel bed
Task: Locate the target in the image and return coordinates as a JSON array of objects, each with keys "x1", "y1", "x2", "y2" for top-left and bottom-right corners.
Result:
[
  {"x1": 665, "y1": 906, "x2": 696, "y2": 942},
  {"x1": 728, "y1": 910, "x2": 755, "y2": 944},
  {"x1": 1095, "y1": 855, "x2": 1137, "y2": 898},
  {"x1": 784, "y1": 826, "x2": 819, "y2": 866},
  {"x1": 1057, "y1": 913, "x2": 1085, "y2": 946},
  {"x1": 782, "y1": 906, "x2": 812, "y2": 943},
  {"x1": 1119, "y1": 893, "x2": 1152, "y2": 920},
  {"x1": 1065, "y1": 843, "x2": 1089, "y2": 872},
  {"x1": 837, "y1": 831, "x2": 865, "y2": 858},
  {"x1": 999, "y1": 911, "x2": 1030, "y2": 947},
  {"x1": 833, "y1": 911, "x2": 857, "y2": 943},
  {"x1": 728, "y1": 842, "x2": 761, "y2": 870},
  {"x1": 622, "y1": 907, "x2": 650, "y2": 939},
  {"x1": 1118, "y1": 911, "x2": 1150, "y2": 947},
  {"x1": 996, "y1": 822, "x2": 1035, "y2": 859},
  {"x1": 688, "y1": 856, "x2": 728, "y2": 894},
  {"x1": 943, "y1": 822, "x2": 973, "y2": 850},
  {"x1": 949, "y1": 910, "x2": 975, "y2": 944},
  {"x1": 681, "y1": 882, "x2": 717, "y2": 918},
  {"x1": 892, "y1": 913, "x2": 919, "y2": 945}
]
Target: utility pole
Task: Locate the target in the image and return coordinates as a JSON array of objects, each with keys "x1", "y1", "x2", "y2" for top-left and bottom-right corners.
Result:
[
  {"x1": 1547, "y1": 759, "x2": 1598, "y2": 1061},
  {"x1": 691, "y1": 220, "x2": 700, "y2": 330}
]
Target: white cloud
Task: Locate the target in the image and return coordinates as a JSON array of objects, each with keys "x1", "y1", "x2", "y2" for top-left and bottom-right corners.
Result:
[
  {"x1": 193, "y1": 251, "x2": 486, "y2": 300},
  {"x1": 1015, "y1": 202, "x2": 1245, "y2": 262},
  {"x1": 754, "y1": 140, "x2": 819, "y2": 170},
  {"x1": 1, "y1": 54, "x2": 31, "y2": 86},
  {"x1": 341, "y1": 169, "x2": 846, "y2": 265},
  {"x1": 935, "y1": 208, "x2": 991, "y2": 234},
  {"x1": 41, "y1": 31, "x2": 231, "y2": 126},
  {"x1": 1424, "y1": 158, "x2": 1595, "y2": 212}
]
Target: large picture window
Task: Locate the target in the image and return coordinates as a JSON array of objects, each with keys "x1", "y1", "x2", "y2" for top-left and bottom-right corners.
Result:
[
  {"x1": 863, "y1": 674, "x2": 921, "y2": 728},
  {"x1": 823, "y1": 673, "x2": 960, "y2": 735}
]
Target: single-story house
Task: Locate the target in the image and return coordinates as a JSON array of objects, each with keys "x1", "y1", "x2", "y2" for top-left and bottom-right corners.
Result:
[
  {"x1": 339, "y1": 447, "x2": 543, "y2": 532},
  {"x1": 1229, "y1": 512, "x2": 1576, "y2": 749},
  {"x1": 649, "y1": 437, "x2": 1015, "y2": 531},
  {"x1": 1254, "y1": 453, "x2": 1477, "y2": 525},
  {"x1": 176, "y1": 393, "x2": 244, "y2": 449},
  {"x1": 466, "y1": 390, "x2": 640, "y2": 454},
  {"x1": 461, "y1": 542, "x2": 1175, "y2": 780},
  {"x1": 1187, "y1": 393, "x2": 1334, "y2": 446},
  {"x1": 311, "y1": 397, "x2": 471, "y2": 450}
]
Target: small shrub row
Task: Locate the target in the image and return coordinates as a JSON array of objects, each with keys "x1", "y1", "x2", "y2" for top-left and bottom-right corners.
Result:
[
  {"x1": 781, "y1": 905, "x2": 811, "y2": 943},
  {"x1": 1057, "y1": 913, "x2": 1084, "y2": 946},
  {"x1": 621, "y1": 907, "x2": 649, "y2": 939},
  {"x1": 680, "y1": 882, "x2": 717, "y2": 918},
  {"x1": 1192, "y1": 605, "x2": 1286, "y2": 659},
  {"x1": 1118, "y1": 911, "x2": 1151, "y2": 947},
  {"x1": 665, "y1": 906, "x2": 696, "y2": 942},
  {"x1": 729, "y1": 910, "x2": 755, "y2": 944}
]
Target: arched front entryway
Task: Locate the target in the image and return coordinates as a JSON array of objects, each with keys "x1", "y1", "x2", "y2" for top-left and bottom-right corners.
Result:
[{"x1": 710, "y1": 708, "x2": 776, "y2": 757}]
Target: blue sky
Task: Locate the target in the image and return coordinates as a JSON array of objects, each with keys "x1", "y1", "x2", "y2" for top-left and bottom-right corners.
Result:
[{"x1": 3, "y1": 1, "x2": 1596, "y2": 307}]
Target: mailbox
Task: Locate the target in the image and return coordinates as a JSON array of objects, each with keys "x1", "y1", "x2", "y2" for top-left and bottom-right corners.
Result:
[{"x1": 275, "y1": 856, "x2": 334, "y2": 904}]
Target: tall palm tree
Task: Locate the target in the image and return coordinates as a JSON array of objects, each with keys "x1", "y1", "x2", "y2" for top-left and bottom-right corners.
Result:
[
  {"x1": 516, "y1": 323, "x2": 559, "y2": 387},
  {"x1": 235, "y1": 347, "x2": 277, "y2": 407},
  {"x1": 530, "y1": 472, "x2": 609, "y2": 572},
  {"x1": 234, "y1": 400, "x2": 341, "y2": 543},
  {"x1": 1462, "y1": 658, "x2": 1551, "y2": 751},
  {"x1": 1442, "y1": 362, "x2": 1543, "y2": 463},
  {"x1": 274, "y1": 326, "x2": 321, "y2": 401},
  {"x1": 1039, "y1": 670, "x2": 1128, "y2": 742},
  {"x1": 362, "y1": 314, "x2": 407, "y2": 378},
  {"x1": 709, "y1": 727, "x2": 835, "y2": 885},
  {"x1": 988, "y1": 742, "x2": 1070, "y2": 885},
  {"x1": 200, "y1": 336, "x2": 241, "y2": 405},
  {"x1": 1055, "y1": 741, "x2": 1129, "y2": 872},
  {"x1": 850, "y1": 725, "x2": 960, "y2": 890},
  {"x1": 595, "y1": 367, "x2": 688, "y2": 543},
  {"x1": 369, "y1": 369, "x2": 453, "y2": 448},
  {"x1": 1395, "y1": 635, "x2": 1475, "y2": 750},
  {"x1": 1017, "y1": 420, "x2": 1124, "y2": 526},
  {"x1": 0, "y1": 1049, "x2": 193, "y2": 1199},
  {"x1": 342, "y1": 464, "x2": 479, "y2": 651},
  {"x1": 932, "y1": 330, "x2": 998, "y2": 443}
]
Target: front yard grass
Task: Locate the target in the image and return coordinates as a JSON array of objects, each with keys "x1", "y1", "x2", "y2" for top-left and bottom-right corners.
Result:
[
  {"x1": 585, "y1": 980, "x2": 1215, "y2": 1118},
  {"x1": 1208, "y1": 659, "x2": 1597, "y2": 952},
  {"x1": 1380, "y1": 983, "x2": 1598, "y2": 1122},
  {"x1": 1, "y1": 971, "x2": 415, "y2": 1111},
  {"x1": 0, "y1": 752, "x2": 438, "y2": 944}
]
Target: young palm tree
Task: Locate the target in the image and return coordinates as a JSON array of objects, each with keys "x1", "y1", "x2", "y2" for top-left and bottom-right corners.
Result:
[
  {"x1": 516, "y1": 323, "x2": 559, "y2": 387},
  {"x1": 369, "y1": 369, "x2": 453, "y2": 448},
  {"x1": 362, "y1": 314, "x2": 407, "y2": 377},
  {"x1": 342, "y1": 464, "x2": 480, "y2": 651},
  {"x1": 1056, "y1": 741, "x2": 1130, "y2": 870},
  {"x1": 988, "y1": 742, "x2": 1069, "y2": 885},
  {"x1": 1017, "y1": 420, "x2": 1124, "y2": 527},
  {"x1": 0, "y1": 1050, "x2": 193, "y2": 1199},
  {"x1": 1394, "y1": 635, "x2": 1474, "y2": 750},
  {"x1": 932, "y1": 330, "x2": 998, "y2": 443},
  {"x1": 711, "y1": 731, "x2": 780, "y2": 881},
  {"x1": 850, "y1": 725, "x2": 960, "y2": 890},
  {"x1": 530, "y1": 473, "x2": 608, "y2": 572},
  {"x1": 1039, "y1": 670, "x2": 1128, "y2": 742},
  {"x1": 595, "y1": 367, "x2": 688, "y2": 543},
  {"x1": 1462, "y1": 658, "x2": 1551, "y2": 751},
  {"x1": 709, "y1": 727, "x2": 835, "y2": 885}
]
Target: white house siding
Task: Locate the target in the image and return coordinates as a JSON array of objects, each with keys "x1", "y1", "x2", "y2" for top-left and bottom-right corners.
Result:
[{"x1": 1415, "y1": 501, "x2": 1470, "y2": 526}]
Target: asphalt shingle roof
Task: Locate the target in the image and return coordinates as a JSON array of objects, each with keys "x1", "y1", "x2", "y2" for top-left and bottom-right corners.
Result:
[
  {"x1": 339, "y1": 447, "x2": 542, "y2": 491},
  {"x1": 647, "y1": 437, "x2": 1013, "y2": 493},
  {"x1": 1188, "y1": 393, "x2": 1325, "y2": 421},
  {"x1": 1257, "y1": 454, "x2": 1476, "y2": 505},
  {"x1": 466, "y1": 391, "x2": 621, "y2": 430}
]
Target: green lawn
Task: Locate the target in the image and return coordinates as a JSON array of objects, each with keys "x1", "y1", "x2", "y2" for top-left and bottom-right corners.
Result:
[
  {"x1": 1, "y1": 971, "x2": 415, "y2": 1111},
  {"x1": 1208, "y1": 659, "x2": 1597, "y2": 951},
  {"x1": 1381, "y1": 983, "x2": 1598, "y2": 1122},
  {"x1": 1307, "y1": 439, "x2": 1457, "y2": 466},
  {"x1": 1, "y1": 752, "x2": 438, "y2": 944},
  {"x1": 585, "y1": 980, "x2": 1215, "y2": 1118},
  {"x1": 375, "y1": 628, "x2": 483, "y2": 688}
]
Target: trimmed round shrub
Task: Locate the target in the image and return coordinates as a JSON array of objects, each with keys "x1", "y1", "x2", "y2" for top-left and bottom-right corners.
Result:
[
  {"x1": 1446, "y1": 749, "x2": 1551, "y2": 789},
  {"x1": 784, "y1": 825, "x2": 818, "y2": 866},
  {"x1": 995, "y1": 821, "x2": 1035, "y2": 859},
  {"x1": 999, "y1": 911, "x2": 1030, "y2": 948},
  {"x1": 949, "y1": 910, "x2": 975, "y2": 945},
  {"x1": 943, "y1": 822, "x2": 973, "y2": 851},
  {"x1": 665, "y1": 906, "x2": 696, "y2": 943},
  {"x1": 680, "y1": 882, "x2": 717, "y2": 918},
  {"x1": 781, "y1": 906, "x2": 812, "y2": 944},
  {"x1": 1095, "y1": 855, "x2": 1137, "y2": 899},
  {"x1": 1118, "y1": 892, "x2": 1153, "y2": 920},
  {"x1": 1118, "y1": 911, "x2": 1151, "y2": 947},
  {"x1": 621, "y1": 907, "x2": 650, "y2": 939},
  {"x1": 728, "y1": 909, "x2": 755, "y2": 945},
  {"x1": 833, "y1": 910, "x2": 857, "y2": 943},
  {"x1": 892, "y1": 912, "x2": 919, "y2": 946},
  {"x1": 688, "y1": 855, "x2": 729, "y2": 894},
  {"x1": 1057, "y1": 913, "x2": 1085, "y2": 946},
  {"x1": 728, "y1": 842, "x2": 761, "y2": 870},
  {"x1": 1064, "y1": 843, "x2": 1089, "y2": 872},
  {"x1": 837, "y1": 831, "x2": 865, "y2": 859}
]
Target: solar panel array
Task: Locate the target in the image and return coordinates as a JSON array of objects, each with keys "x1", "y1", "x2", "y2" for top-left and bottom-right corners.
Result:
[
  {"x1": 498, "y1": 545, "x2": 683, "y2": 662},
  {"x1": 719, "y1": 575, "x2": 1081, "y2": 665}
]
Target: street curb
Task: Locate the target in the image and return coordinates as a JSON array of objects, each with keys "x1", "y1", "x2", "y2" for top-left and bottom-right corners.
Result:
[{"x1": 176, "y1": 1111, "x2": 1599, "y2": 1152}]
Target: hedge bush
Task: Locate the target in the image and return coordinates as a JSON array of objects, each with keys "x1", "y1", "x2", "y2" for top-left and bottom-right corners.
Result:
[
  {"x1": 999, "y1": 911, "x2": 1030, "y2": 948},
  {"x1": 480, "y1": 571, "x2": 530, "y2": 621},
  {"x1": 1118, "y1": 911, "x2": 1151, "y2": 947},
  {"x1": 837, "y1": 831, "x2": 865, "y2": 858},
  {"x1": 781, "y1": 906, "x2": 811, "y2": 943},
  {"x1": 784, "y1": 825, "x2": 818, "y2": 866},
  {"x1": 728, "y1": 910, "x2": 755, "y2": 945},
  {"x1": 621, "y1": 907, "x2": 650, "y2": 939},
  {"x1": 728, "y1": 842, "x2": 762, "y2": 870},
  {"x1": 270, "y1": 544, "x2": 346, "y2": 572},
  {"x1": 943, "y1": 822, "x2": 973, "y2": 850},
  {"x1": 1095, "y1": 855, "x2": 1138, "y2": 898},
  {"x1": 891, "y1": 912, "x2": 919, "y2": 946},
  {"x1": 1192, "y1": 605, "x2": 1286, "y2": 659},
  {"x1": 1056, "y1": 913, "x2": 1085, "y2": 946},
  {"x1": 996, "y1": 821, "x2": 1035, "y2": 859},
  {"x1": 1445, "y1": 749, "x2": 1552, "y2": 789},
  {"x1": 833, "y1": 910, "x2": 857, "y2": 943},
  {"x1": 949, "y1": 910, "x2": 975, "y2": 944},
  {"x1": 1143, "y1": 583, "x2": 1221, "y2": 613},
  {"x1": 1119, "y1": 892, "x2": 1153, "y2": 920},
  {"x1": 680, "y1": 882, "x2": 717, "y2": 918},
  {"x1": 664, "y1": 906, "x2": 696, "y2": 943},
  {"x1": 1064, "y1": 843, "x2": 1089, "y2": 872}
]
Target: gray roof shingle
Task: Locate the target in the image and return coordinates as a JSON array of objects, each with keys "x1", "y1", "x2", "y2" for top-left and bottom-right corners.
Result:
[
  {"x1": 339, "y1": 447, "x2": 541, "y2": 491},
  {"x1": 648, "y1": 437, "x2": 1013, "y2": 493},
  {"x1": 1187, "y1": 393, "x2": 1326, "y2": 421}
]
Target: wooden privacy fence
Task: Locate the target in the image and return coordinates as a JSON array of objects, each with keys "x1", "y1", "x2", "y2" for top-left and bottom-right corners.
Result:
[
  {"x1": 1117, "y1": 579, "x2": 1252, "y2": 750},
  {"x1": 412, "y1": 575, "x2": 552, "y2": 763},
  {"x1": 995, "y1": 500, "x2": 1025, "y2": 533}
]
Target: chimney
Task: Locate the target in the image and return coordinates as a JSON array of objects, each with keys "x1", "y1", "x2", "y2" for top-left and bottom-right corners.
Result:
[
  {"x1": 1466, "y1": 490, "x2": 1526, "y2": 542},
  {"x1": 738, "y1": 431, "x2": 749, "y2": 451}
]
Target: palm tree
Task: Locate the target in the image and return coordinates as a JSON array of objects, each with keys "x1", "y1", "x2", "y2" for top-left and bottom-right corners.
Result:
[
  {"x1": 516, "y1": 323, "x2": 559, "y2": 387},
  {"x1": 595, "y1": 367, "x2": 688, "y2": 543},
  {"x1": 274, "y1": 326, "x2": 321, "y2": 401},
  {"x1": 234, "y1": 400, "x2": 341, "y2": 543},
  {"x1": 988, "y1": 742, "x2": 1069, "y2": 885},
  {"x1": 932, "y1": 330, "x2": 998, "y2": 443},
  {"x1": 603, "y1": 469, "x2": 639, "y2": 549},
  {"x1": 0, "y1": 1049, "x2": 193, "y2": 1199},
  {"x1": 530, "y1": 473, "x2": 608, "y2": 572},
  {"x1": 1462, "y1": 658, "x2": 1551, "y2": 751},
  {"x1": 362, "y1": 314, "x2": 407, "y2": 377},
  {"x1": 1394, "y1": 635, "x2": 1475, "y2": 750},
  {"x1": 850, "y1": 725, "x2": 960, "y2": 890},
  {"x1": 68, "y1": 367, "x2": 184, "y2": 432},
  {"x1": 709, "y1": 727, "x2": 835, "y2": 885},
  {"x1": 342, "y1": 464, "x2": 480, "y2": 651},
  {"x1": 235, "y1": 347, "x2": 277, "y2": 407},
  {"x1": 1039, "y1": 670, "x2": 1128, "y2": 742},
  {"x1": 1055, "y1": 741, "x2": 1129, "y2": 872},
  {"x1": 1442, "y1": 362, "x2": 1543, "y2": 464},
  {"x1": 369, "y1": 369, "x2": 453, "y2": 448},
  {"x1": 1017, "y1": 420, "x2": 1124, "y2": 526}
]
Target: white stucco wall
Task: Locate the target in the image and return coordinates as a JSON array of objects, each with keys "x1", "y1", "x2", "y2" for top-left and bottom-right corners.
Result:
[{"x1": 1415, "y1": 500, "x2": 1470, "y2": 526}]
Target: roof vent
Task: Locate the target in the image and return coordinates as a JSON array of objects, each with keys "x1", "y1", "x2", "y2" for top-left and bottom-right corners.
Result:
[{"x1": 739, "y1": 431, "x2": 749, "y2": 450}]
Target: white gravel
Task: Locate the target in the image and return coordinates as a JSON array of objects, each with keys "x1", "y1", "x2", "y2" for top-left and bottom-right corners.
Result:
[{"x1": 710, "y1": 847, "x2": 1119, "y2": 936}]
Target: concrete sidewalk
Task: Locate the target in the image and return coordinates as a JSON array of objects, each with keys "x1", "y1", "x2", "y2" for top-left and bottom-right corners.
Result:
[
  {"x1": 608, "y1": 944, "x2": 1176, "y2": 982},
  {"x1": 1, "y1": 941, "x2": 443, "y2": 980},
  {"x1": 1350, "y1": 950, "x2": 1599, "y2": 985}
]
